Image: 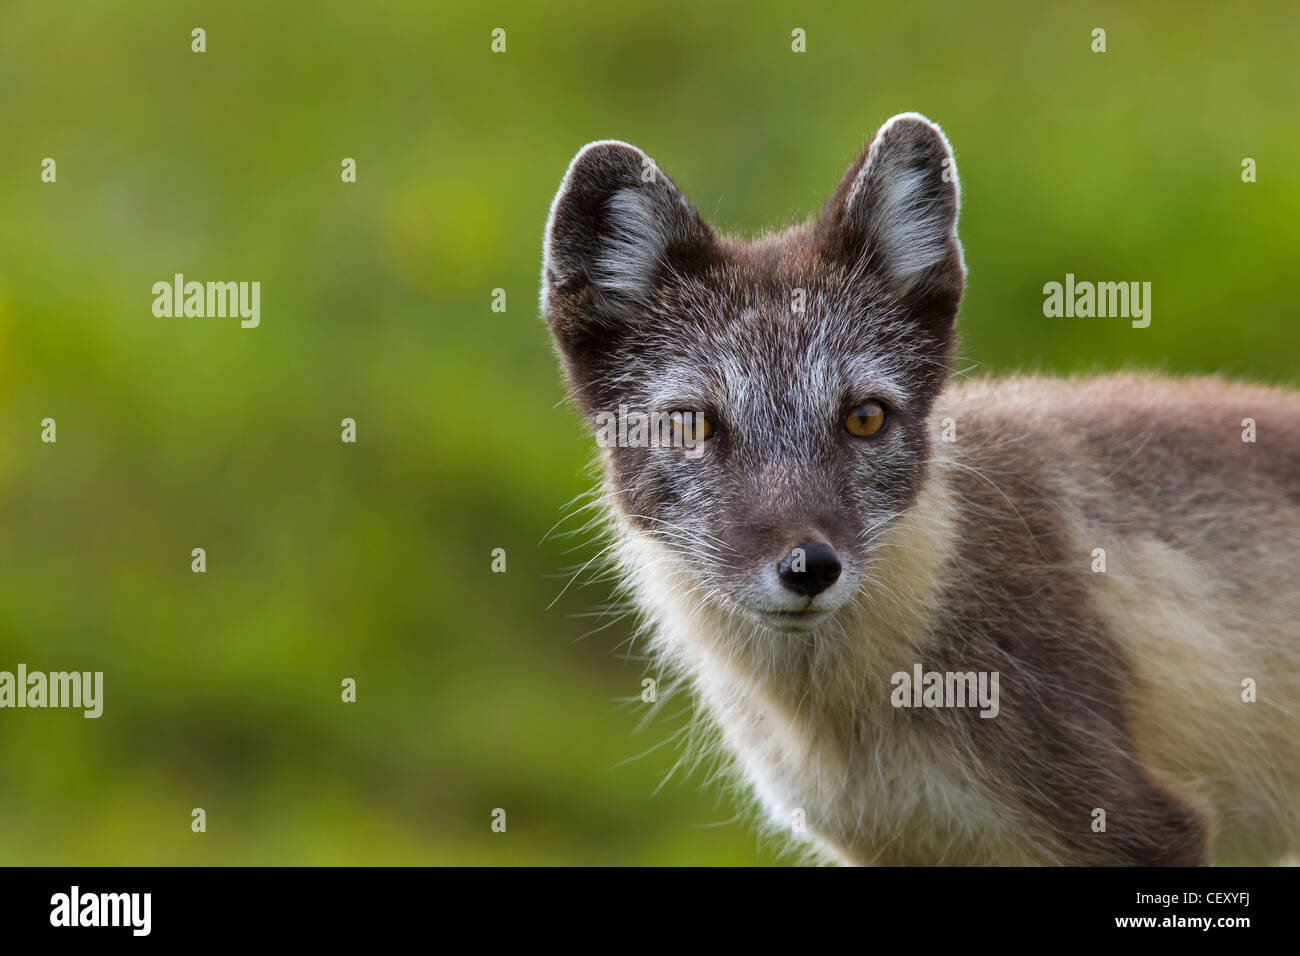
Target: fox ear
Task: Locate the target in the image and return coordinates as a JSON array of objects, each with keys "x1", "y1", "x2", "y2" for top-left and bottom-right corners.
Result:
[
  {"x1": 541, "y1": 141, "x2": 712, "y2": 331},
  {"x1": 821, "y1": 113, "x2": 964, "y2": 310}
]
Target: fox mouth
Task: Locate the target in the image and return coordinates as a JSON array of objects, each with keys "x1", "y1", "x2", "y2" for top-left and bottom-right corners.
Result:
[{"x1": 749, "y1": 606, "x2": 834, "y2": 632}]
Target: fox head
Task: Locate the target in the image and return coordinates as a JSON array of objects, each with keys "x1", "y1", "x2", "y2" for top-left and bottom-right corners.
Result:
[{"x1": 541, "y1": 113, "x2": 964, "y2": 632}]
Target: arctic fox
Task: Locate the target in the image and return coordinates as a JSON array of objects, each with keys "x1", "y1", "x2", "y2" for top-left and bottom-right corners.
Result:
[{"x1": 540, "y1": 113, "x2": 1300, "y2": 865}]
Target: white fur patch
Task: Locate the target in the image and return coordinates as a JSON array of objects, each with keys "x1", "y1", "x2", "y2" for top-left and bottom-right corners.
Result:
[{"x1": 594, "y1": 187, "x2": 668, "y2": 300}]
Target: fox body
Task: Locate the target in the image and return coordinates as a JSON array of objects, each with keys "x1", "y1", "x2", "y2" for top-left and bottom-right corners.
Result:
[{"x1": 540, "y1": 113, "x2": 1300, "y2": 865}]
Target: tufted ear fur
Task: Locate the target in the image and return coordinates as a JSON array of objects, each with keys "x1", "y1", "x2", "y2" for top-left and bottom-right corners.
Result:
[
  {"x1": 540, "y1": 140, "x2": 714, "y2": 350},
  {"x1": 819, "y1": 112, "x2": 965, "y2": 328}
]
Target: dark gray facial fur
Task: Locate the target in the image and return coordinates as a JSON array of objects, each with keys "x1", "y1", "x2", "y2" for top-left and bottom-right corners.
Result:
[{"x1": 542, "y1": 116, "x2": 964, "y2": 629}]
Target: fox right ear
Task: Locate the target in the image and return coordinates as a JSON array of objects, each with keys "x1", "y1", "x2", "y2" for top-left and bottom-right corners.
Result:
[{"x1": 541, "y1": 141, "x2": 712, "y2": 336}]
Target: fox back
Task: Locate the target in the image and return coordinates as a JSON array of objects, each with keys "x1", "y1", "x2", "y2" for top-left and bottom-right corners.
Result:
[{"x1": 540, "y1": 114, "x2": 1300, "y2": 865}]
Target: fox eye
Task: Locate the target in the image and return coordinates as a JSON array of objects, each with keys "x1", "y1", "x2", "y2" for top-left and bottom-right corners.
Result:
[
  {"x1": 845, "y1": 401, "x2": 887, "y2": 438},
  {"x1": 668, "y1": 410, "x2": 713, "y2": 442}
]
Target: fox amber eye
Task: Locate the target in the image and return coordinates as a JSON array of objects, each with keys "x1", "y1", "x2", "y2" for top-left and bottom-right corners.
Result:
[
  {"x1": 668, "y1": 411, "x2": 713, "y2": 442},
  {"x1": 845, "y1": 401, "x2": 887, "y2": 438}
]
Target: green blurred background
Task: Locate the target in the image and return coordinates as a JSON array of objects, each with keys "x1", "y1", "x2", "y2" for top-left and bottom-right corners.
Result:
[{"x1": 0, "y1": 1, "x2": 1295, "y2": 864}]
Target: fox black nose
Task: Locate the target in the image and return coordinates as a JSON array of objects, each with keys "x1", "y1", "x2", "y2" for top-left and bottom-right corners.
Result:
[{"x1": 777, "y1": 542, "x2": 841, "y2": 598}]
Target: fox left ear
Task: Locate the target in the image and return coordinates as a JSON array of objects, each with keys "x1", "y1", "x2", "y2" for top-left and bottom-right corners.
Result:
[{"x1": 821, "y1": 113, "x2": 965, "y2": 316}]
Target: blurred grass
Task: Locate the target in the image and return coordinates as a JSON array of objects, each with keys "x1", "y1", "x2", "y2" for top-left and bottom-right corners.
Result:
[{"x1": 0, "y1": 0, "x2": 1296, "y2": 864}]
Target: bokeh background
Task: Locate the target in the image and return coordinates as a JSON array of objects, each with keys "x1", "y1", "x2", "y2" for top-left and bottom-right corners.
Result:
[{"x1": 0, "y1": 1, "x2": 1295, "y2": 864}]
